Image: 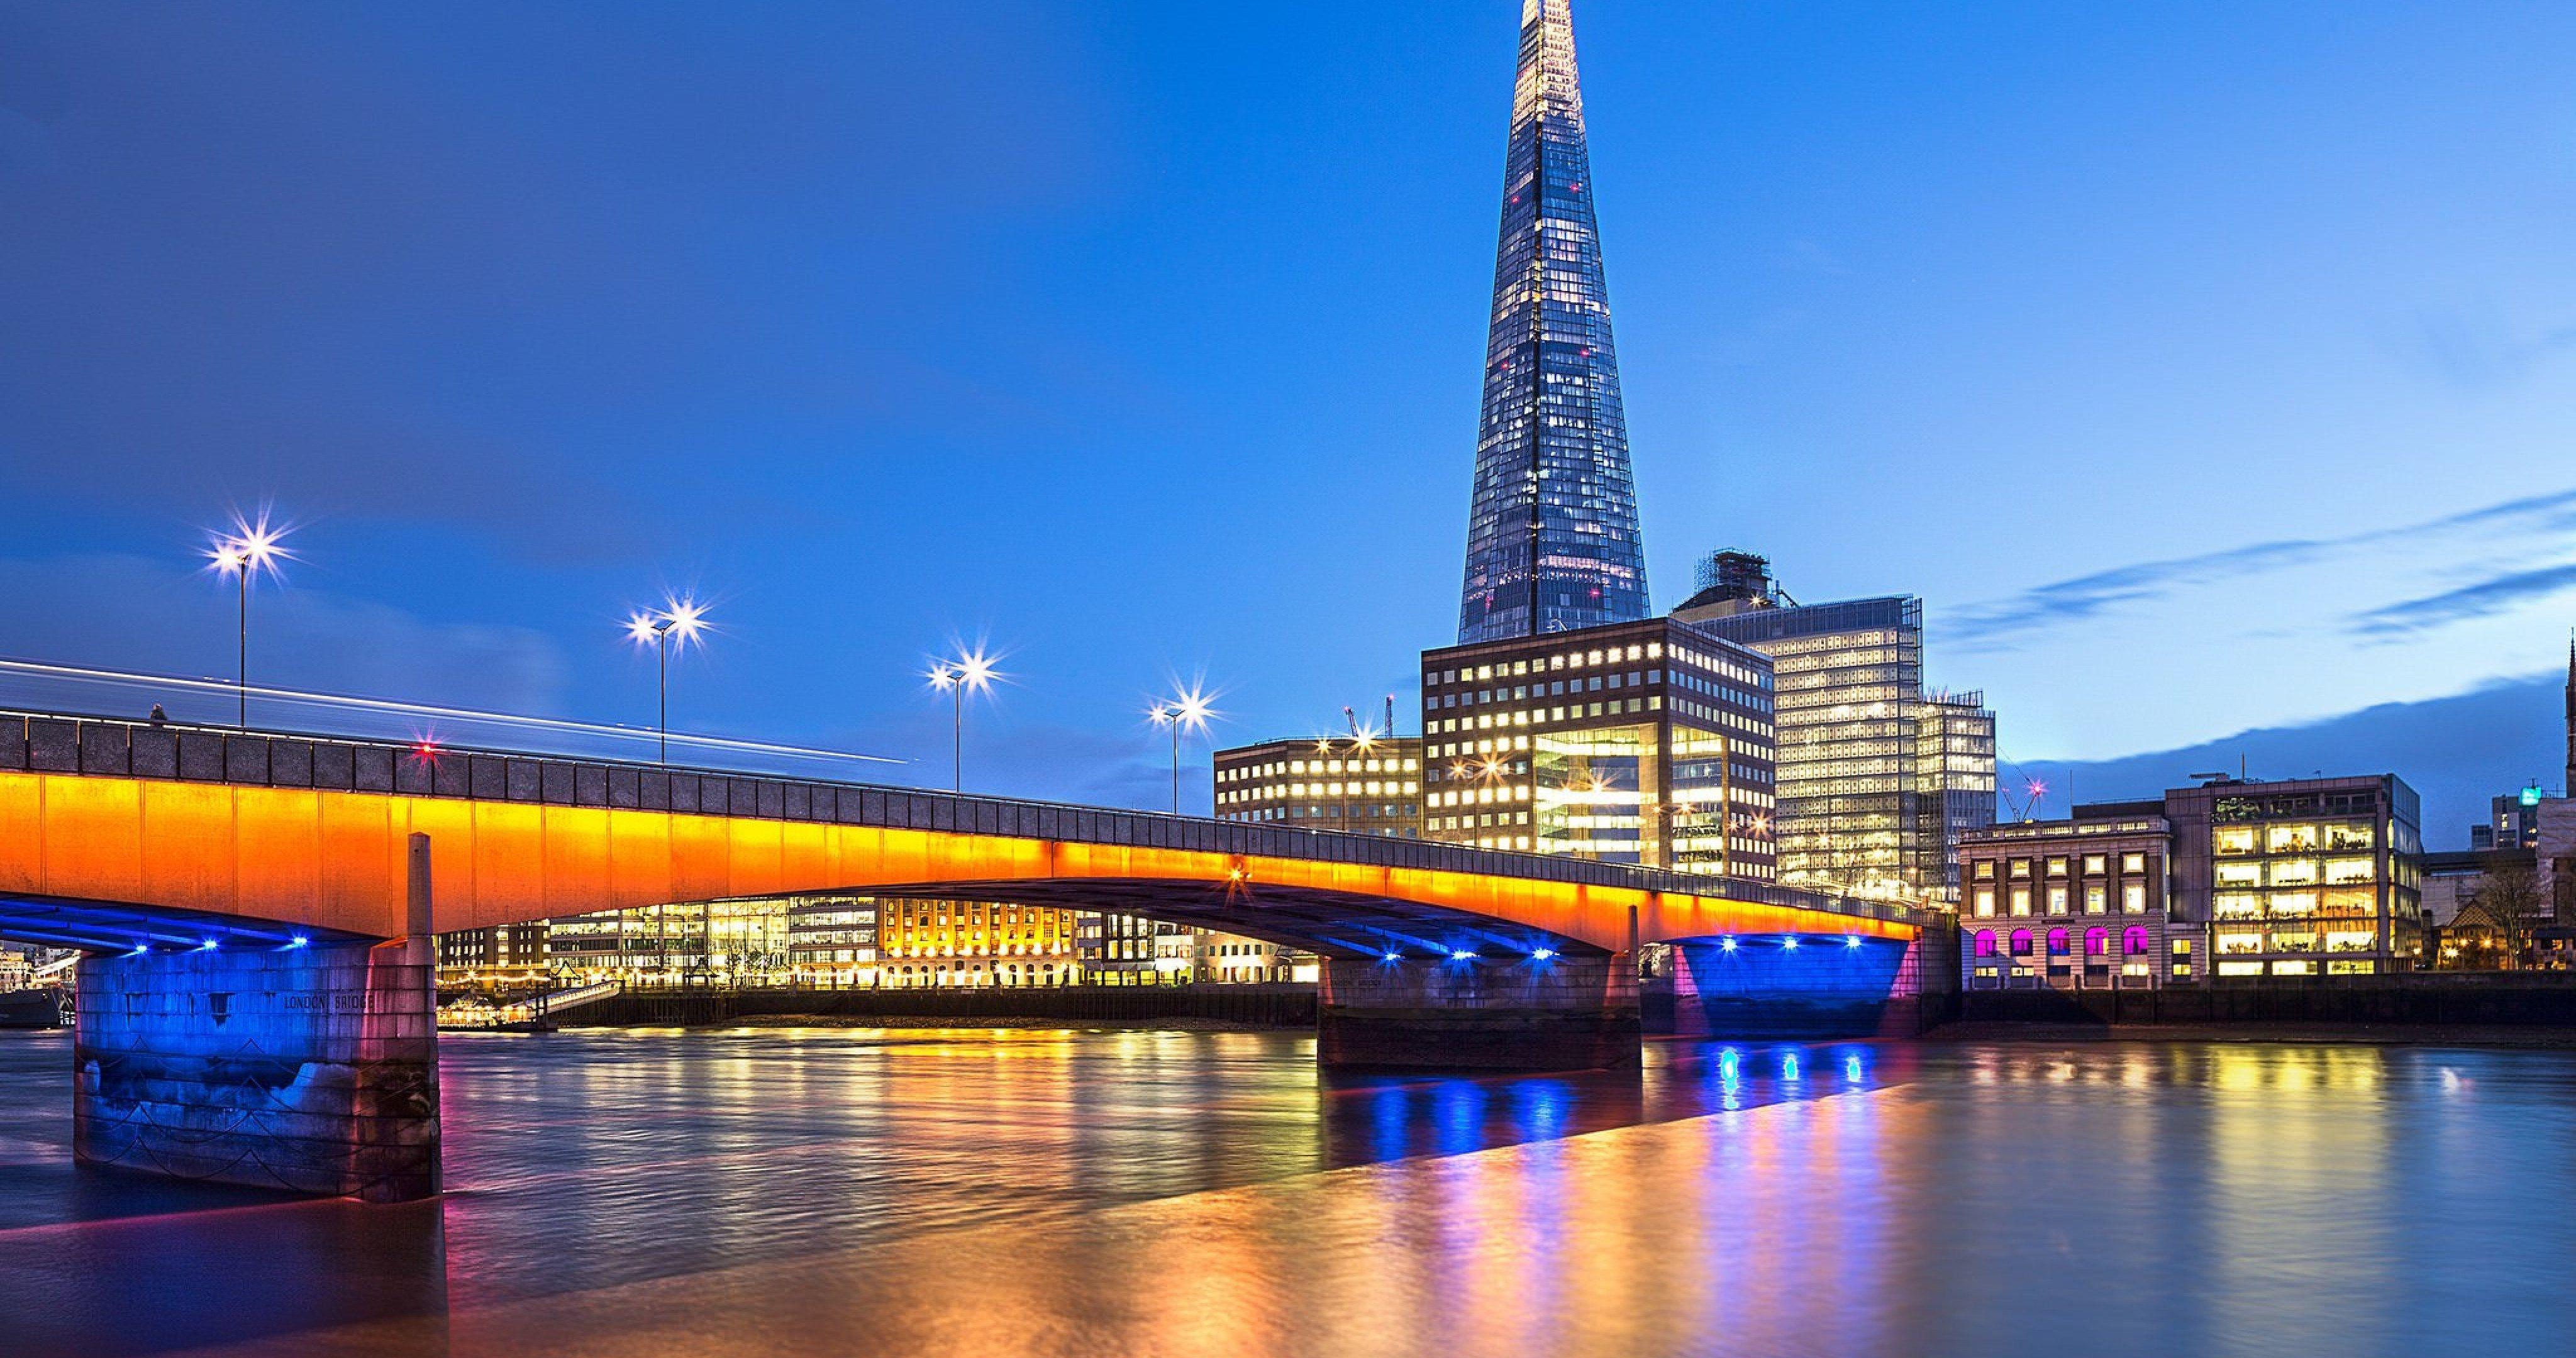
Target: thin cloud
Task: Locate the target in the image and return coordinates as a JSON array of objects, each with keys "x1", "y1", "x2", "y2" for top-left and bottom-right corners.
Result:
[
  {"x1": 1946, "y1": 538, "x2": 2328, "y2": 643},
  {"x1": 1947, "y1": 486, "x2": 2576, "y2": 646},
  {"x1": 2348, "y1": 563, "x2": 2576, "y2": 639},
  {"x1": 2009, "y1": 669, "x2": 2565, "y2": 841}
]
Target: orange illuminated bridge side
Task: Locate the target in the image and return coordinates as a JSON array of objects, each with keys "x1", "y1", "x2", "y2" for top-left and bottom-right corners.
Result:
[{"x1": 0, "y1": 767, "x2": 1912, "y2": 961}]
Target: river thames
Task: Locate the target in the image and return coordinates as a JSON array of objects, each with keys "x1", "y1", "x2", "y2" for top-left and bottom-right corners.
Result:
[{"x1": 3, "y1": 1027, "x2": 2571, "y2": 1357}]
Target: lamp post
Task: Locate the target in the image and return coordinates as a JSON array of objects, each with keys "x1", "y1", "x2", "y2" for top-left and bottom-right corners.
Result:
[
  {"x1": 206, "y1": 518, "x2": 289, "y2": 729},
  {"x1": 926, "y1": 649, "x2": 997, "y2": 793},
  {"x1": 1148, "y1": 686, "x2": 1214, "y2": 815},
  {"x1": 625, "y1": 599, "x2": 709, "y2": 765}
]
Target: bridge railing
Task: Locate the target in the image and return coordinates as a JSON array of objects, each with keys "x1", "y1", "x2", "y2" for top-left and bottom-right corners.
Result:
[{"x1": 0, "y1": 709, "x2": 1931, "y2": 929}]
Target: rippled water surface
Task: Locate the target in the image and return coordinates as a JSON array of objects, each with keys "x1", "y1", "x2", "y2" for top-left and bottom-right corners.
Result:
[{"x1": 3, "y1": 1027, "x2": 2572, "y2": 1357}]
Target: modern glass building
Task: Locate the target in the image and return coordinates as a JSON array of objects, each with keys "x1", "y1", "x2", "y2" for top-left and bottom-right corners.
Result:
[
  {"x1": 1673, "y1": 553, "x2": 1996, "y2": 907},
  {"x1": 544, "y1": 897, "x2": 794, "y2": 984},
  {"x1": 786, "y1": 895, "x2": 880, "y2": 981},
  {"x1": 1456, "y1": 0, "x2": 1648, "y2": 643}
]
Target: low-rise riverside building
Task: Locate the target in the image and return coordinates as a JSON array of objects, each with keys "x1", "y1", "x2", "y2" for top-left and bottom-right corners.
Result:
[
  {"x1": 1077, "y1": 912, "x2": 1175, "y2": 985},
  {"x1": 786, "y1": 895, "x2": 880, "y2": 984},
  {"x1": 1959, "y1": 811, "x2": 2176, "y2": 989},
  {"x1": 433, "y1": 922, "x2": 554, "y2": 987},
  {"x1": 545, "y1": 897, "x2": 794, "y2": 985},
  {"x1": 2171, "y1": 775, "x2": 2422, "y2": 979},
  {"x1": 1960, "y1": 774, "x2": 2424, "y2": 988},
  {"x1": 874, "y1": 898, "x2": 1083, "y2": 988}
]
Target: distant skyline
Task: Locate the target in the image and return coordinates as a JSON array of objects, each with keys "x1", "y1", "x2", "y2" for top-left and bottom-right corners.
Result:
[{"x1": 3, "y1": 1, "x2": 2572, "y2": 844}]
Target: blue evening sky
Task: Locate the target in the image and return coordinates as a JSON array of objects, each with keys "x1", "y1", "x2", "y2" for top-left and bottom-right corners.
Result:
[{"x1": 3, "y1": 1, "x2": 2572, "y2": 842}]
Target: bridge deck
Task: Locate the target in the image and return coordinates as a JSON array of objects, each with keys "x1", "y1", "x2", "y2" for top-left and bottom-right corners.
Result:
[{"x1": 0, "y1": 710, "x2": 1929, "y2": 947}]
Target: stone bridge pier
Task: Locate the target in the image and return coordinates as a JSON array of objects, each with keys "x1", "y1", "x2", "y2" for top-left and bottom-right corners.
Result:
[
  {"x1": 1315, "y1": 952, "x2": 1640, "y2": 1071},
  {"x1": 71, "y1": 836, "x2": 441, "y2": 1203}
]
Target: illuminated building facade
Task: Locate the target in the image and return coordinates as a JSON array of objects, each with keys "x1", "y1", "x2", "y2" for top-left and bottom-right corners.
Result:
[
  {"x1": 1963, "y1": 775, "x2": 2425, "y2": 986},
  {"x1": 547, "y1": 898, "x2": 793, "y2": 984},
  {"x1": 1213, "y1": 735, "x2": 1424, "y2": 835},
  {"x1": 1419, "y1": 617, "x2": 1777, "y2": 877},
  {"x1": 874, "y1": 898, "x2": 1082, "y2": 988},
  {"x1": 1455, "y1": 0, "x2": 1648, "y2": 643},
  {"x1": 1190, "y1": 934, "x2": 1316, "y2": 983},
  {"x1": 786, "y1": 895, "x2": 880, "y2": 983},
  {"x1": 433, "y1": 922, "x2": 553, "y2": 986},
  {"x1": 1078, "y1": 912, "x2": 1185, "y2": 985},
  {"x1": 1959, "y1": 814, "x2": 2175, "y2": 990},
  {"x1": 1672, "y1": 551, "x2": 1995, "y2": 907},
  {"x1": 2169, "y1": 775, "x2": 2422, "y2": 979}
]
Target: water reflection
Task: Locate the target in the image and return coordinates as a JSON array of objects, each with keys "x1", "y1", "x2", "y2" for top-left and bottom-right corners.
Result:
[{"x1": 4, "y1": 1031, "x2": 2573, "y2": 1357}]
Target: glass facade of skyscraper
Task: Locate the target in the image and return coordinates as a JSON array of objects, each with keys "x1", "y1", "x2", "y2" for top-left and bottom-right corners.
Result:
[
  {"x1": 1457, "y1": 0, "x2": 1648, "y2": 643},
  {"x1": 1675, "y1": 579, "x2": 1996, "y2": 908}
]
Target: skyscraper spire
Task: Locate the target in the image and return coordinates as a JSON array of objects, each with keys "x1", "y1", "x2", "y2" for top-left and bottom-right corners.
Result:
[
  {"x1": 2563, "y1": 631, "x2": 2573, "y2": 796},
  {"x1": 1455, "y1": 0, "x2": 1648, "y2": 642}
]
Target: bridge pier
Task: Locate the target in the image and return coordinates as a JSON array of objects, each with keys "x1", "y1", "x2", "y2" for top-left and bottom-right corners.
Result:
[
  {"x1": 1314, "y1": 954, "x2": 1640, "y2": 1072},
  {"x1": 1655, "y1": 934, "x2": 1950, "y2": 1040},
  {"x1": 70, "y1": 837, "x2": 441, "y2": 1203}
]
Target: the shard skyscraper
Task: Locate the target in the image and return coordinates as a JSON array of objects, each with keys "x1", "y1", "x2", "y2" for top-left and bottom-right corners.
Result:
[{"x1": 1455, "y1": 0, "x2": 1649, "y2": 643}]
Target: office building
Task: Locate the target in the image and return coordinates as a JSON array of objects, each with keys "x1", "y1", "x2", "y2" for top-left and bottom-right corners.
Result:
[
  {"x1": 1965, "y1": 775, "x2": 2424, "y2": 986},
  {"x1": 433, "y1": 923, "x2": 554, "y2": 987},
  {"x1": 1214, "y1": 735, "x2": 1424, "y2": 836},
  {"x1": 786, "y1": 895, "x2": 880, "y2": 983},
  {"x1": 1191, "y1": 934, "x2": 1315, "y2": 984},
  {"x1": 1455, "y1": 0, "x2": 1649, "y2": 642},
  {"x1": 1079, "y1": 912, "x2": 1186, "y2": 985},
  {"x1": 2472, "y1": 788, "x2": 2545, "y2": 850},
  {"x1": 1674, "y1": 550, "x2": 1996, "y2": 907},
  {"x1": 2170, "y1": 775, "x2": 2423, "y2": 978},
  {"x1": 548, "y1": 898, "x2": 794, "y2": 984},
  {"x1": 875, "y1": 898, "x2": 1083, "y2": 988},
  {"x1": 1960, "y1": 810, "x2": 2175, "y2": 989},
  {"x1": 1419, "y1": 616, "x2": 1777, "y2": 877}
]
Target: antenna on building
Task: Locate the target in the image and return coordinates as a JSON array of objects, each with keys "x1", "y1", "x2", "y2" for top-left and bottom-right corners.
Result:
[
  {"x1": 1342, "y1": 705, "x2": 1360, "y2": 739},
  {"x1": 1385, "y1": 694, "x2": 1397, "y2": 739}
]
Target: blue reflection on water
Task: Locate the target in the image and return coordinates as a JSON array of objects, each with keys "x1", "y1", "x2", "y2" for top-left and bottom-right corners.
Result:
[{"x1": 1432, "y1": 1078, "x2": 1489, "y2": 1156}]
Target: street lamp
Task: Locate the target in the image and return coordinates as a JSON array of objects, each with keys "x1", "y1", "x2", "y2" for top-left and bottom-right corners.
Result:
[
  {"x1": 625, "y1": 597, "x2": 709, "y2": 764},
  {"x1": 1148, "y1": 685, "x2": 1214, "y2": 815},
  {"x1": 206, "y1": 516, "x2": 291, "y2": 729},
  {"x1": 926, "y1": 649, "x2": 997, "y2": 793}
]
